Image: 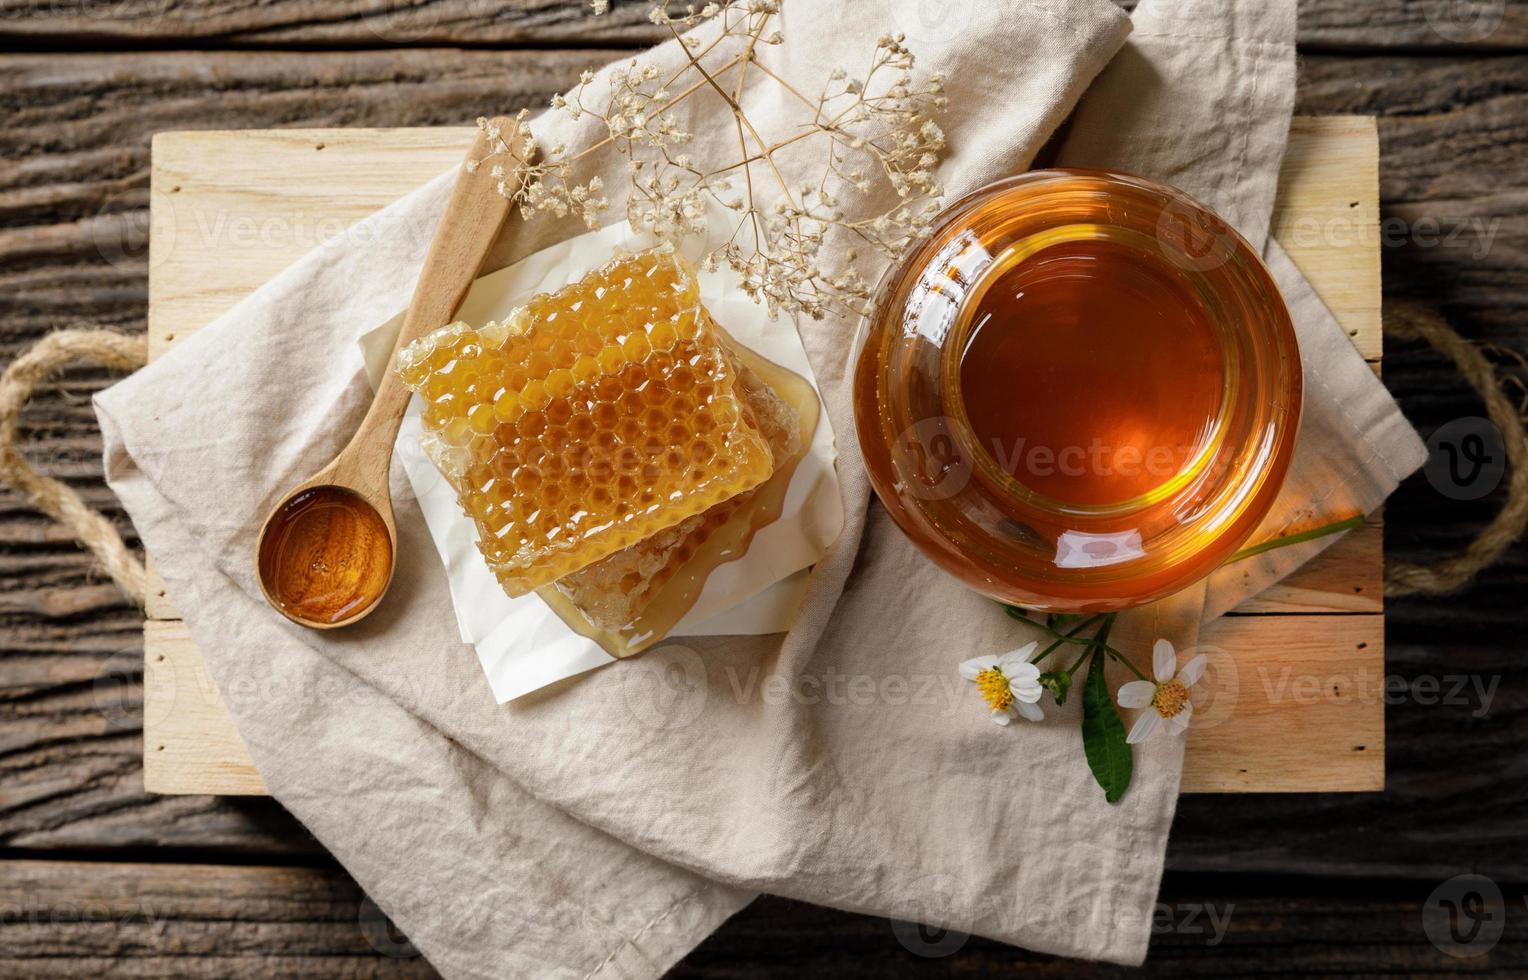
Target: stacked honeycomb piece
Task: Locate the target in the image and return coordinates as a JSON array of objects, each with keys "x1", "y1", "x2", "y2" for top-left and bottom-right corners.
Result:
[
  {"x1": 552, "y1": 322, "x2": 804, "y2": 630},
  {"x1": 396, "y1": 246, "x2": 777, "y2": 602}
]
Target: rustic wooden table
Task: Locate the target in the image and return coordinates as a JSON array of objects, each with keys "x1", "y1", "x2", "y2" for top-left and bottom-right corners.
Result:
[{"x1": 2, "y1": 1, "x2": 1525, "y2": 976}]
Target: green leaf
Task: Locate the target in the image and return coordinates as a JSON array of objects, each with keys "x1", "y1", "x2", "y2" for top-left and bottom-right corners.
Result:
[
  {"x1": 1081, "y1": 651, "x2": 1133, "y2": 804},
  {"x1": 1039, "y1": 670, "x2": 1072, "y2": 707},
  {"x1": 1047, "y1": 612, "x2": 1087, "y2": 630}
]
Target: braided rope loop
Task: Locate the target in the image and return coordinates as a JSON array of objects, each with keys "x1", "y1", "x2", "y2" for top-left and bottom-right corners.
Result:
[{"x1": 0, "y1": 330, "x2": 148, "y2": 604}]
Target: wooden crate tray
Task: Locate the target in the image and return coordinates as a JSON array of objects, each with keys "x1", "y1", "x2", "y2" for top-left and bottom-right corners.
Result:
[{"x1": 143, "y1": 117, "x2": 1386, "y2": 796}]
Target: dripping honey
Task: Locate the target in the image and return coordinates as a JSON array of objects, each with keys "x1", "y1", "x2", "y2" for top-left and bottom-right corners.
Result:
[{"x1": 257, "y1": 487, "x2": 393, "y2": 626}]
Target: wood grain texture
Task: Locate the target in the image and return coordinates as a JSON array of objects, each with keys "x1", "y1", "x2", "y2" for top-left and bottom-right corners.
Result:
[
  {"x1": 1272, "y1": 116, "x2": 1382, "y2": 361},
  {"x1": 2, "y1": 0, "x2": 1525, "y2": 50},
  {"x1": 1297, "y1": 53, "x2": 1528, "y2": 341},
  {"x1": 1188, "y1": 615, "x2": 1383, "y2": 792},
  {"x1": 0, "y1": 858, "x2": 438, "y2": 977},
  {"x1": 1, "y1": 862, "x2": 1523, "y2": 978},
  {"x1": 143, "y1": 621, "x2": 268, "y2": 795}
]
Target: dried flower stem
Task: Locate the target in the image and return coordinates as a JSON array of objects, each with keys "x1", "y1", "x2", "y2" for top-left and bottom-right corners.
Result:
[{"x1": 477, "y1": 0, "x2": 948, "y2": 320}]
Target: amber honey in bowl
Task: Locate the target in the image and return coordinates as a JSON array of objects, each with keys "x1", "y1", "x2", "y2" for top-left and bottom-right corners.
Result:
[
  {"x1": 853, "y1": 170, "x2": 1302, "y2": 612},
  {"x1": 957, "y1": 235, "x2": 1225, "y2": 506}
]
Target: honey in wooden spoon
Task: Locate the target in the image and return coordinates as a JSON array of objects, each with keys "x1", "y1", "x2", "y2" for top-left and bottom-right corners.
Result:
[
  {"x1": 257, "y1": 487, "x2": 393, "y2": 625},
  {"x1": 254, "y1": 117, "x2": 526, "y2": 629}
]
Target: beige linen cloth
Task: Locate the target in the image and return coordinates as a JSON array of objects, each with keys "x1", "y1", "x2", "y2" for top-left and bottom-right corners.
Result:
[{"x1": 95, "y1": 0, "x2": 1425, "y2": 974}]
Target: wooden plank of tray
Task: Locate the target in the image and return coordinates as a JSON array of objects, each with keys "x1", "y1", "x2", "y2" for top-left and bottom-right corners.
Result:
[{"x1": 143, "y1": 116, "x2": 1386, "y2": 795}]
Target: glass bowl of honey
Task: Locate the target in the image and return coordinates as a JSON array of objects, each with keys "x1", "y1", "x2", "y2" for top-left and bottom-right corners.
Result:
[{"x1": 853, "y1": 169, "x2": 1302, "y2": 612}]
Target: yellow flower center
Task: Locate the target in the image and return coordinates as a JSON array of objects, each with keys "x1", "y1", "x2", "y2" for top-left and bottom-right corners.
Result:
[
  {"x1": 1152, "y1": 680, "x2": 1190, "y2": 718},
  {"x1": 977, "y1": 668, "x2": 1014, "y2": 712}
]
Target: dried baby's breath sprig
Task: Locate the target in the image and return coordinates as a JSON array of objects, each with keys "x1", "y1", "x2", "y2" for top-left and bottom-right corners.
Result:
[{"x1": 478, "y1": 1, "x2": 947, "y2": 320}]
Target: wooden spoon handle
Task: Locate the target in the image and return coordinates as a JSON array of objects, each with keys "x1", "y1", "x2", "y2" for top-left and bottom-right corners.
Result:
[{"x1": 343, "y1": 117, "x2": 529, "y2": 467}]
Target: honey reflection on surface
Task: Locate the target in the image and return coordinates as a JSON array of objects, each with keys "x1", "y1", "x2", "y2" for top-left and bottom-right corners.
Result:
[
  {"x1": 257, "y1": 487, "x2": 393, "y2": 626},
  {"x1": 957, "y1": 237, "x2": 1225, "y2": 506},
  {"x1": 852, "y1": 170, "x2": 1304, "y2": 611},
  {"x1": 538, "y1": 340, "x2": 820, "y2": 658}
]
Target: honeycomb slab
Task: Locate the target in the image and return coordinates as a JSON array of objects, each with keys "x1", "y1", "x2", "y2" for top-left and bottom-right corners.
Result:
[
  {"x1": 553, "y1": 322, "x2": 805, "y2": 633},
  {"x1": 397, "y1": 247, "x2": 775, "y2": 596}
]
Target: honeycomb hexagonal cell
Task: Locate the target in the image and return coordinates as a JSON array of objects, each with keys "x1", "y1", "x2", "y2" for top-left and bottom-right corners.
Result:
[
  {"x1": 397, "y1": 246, "x2": 775, "y2": 597},
  {"x1": 552, "y1": 318, "x2": 805, "y2": 633}
]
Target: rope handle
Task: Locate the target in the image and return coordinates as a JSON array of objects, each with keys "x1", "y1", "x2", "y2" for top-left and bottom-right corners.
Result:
[
  {"x1": 0, "y1": 312, "x2": 1522, "y2": 606},
  {"x1": 0, "y1": 329, "x2": 148, "y2": 604},
  {"x1": 1384, "y1": 304, "x2": 1528, "y2": 597}
]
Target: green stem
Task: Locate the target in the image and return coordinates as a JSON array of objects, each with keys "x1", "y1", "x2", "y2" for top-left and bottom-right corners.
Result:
[
  {"x1": 1228, "y1": 514, "x2": 1366, "y2": 564},
  {"x1": 1030, "y1": 614, "x2": 1104, "y2": 665},
  {"x1": 1007, "y1": 610, "x2": 1130, "y2": 660},
  {"x1": 1063, "y1": 643, "x2": 1095, "y2": 676},
  {"x1": 1106, "y1": 647, "x2": 1150, "y2": 682}
]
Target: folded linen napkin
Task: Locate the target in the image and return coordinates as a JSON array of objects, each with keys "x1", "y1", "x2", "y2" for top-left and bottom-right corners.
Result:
[{"x1": 95, "y1": 2, "x2": 1424, "y2": 976}]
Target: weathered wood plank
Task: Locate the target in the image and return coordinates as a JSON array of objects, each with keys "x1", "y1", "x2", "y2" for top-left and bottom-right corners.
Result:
[
  {"x1": 0, "y1": 0, "x2": 1524, "y2": 51},
  {"x1": 1298, "y1": 53, "x2": 1528, "y2": 342},
  {"x1": 1231, "y1": 519, "x2": 1383, "y2": 615},
  {"x1": 143, "y1": 621, "x2": 266, "y2": 795},
  {"x1": 674, "y1": 887, "x2": 1528, "y2": 977},
  {"x1": 1300, "y1": 0, "x2": 1528, "y2": 51},
  {"x1": 1273, "y1": 116, "x2": 1382, "y2": 361},
  {"x1": 0, "y1": 626, "x2": 320, "y2": 854},
  {"x1": 3, "y1": 861, "x2": 1523, "y2": 978},
  {"x1": 0, "y1": 858, "x2": 438, "y2": 977}
]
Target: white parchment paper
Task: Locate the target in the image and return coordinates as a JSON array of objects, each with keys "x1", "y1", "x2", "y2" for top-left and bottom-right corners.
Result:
[{"x1": 359, "y1": 218, "x2": 844, "y2": 701}]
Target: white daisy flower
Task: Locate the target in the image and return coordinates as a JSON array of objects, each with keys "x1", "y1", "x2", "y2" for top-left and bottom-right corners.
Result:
[
  {"x1": 959, "y1": 642, "x2": 1044, "y2": 725},
  {"x1": 1116, "y1": 639, "x2": 1208, "y2": 744}
]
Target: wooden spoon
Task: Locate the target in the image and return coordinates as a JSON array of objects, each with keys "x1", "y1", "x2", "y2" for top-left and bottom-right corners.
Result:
[{"x1": 255, "y1": 117, "x2": 529, "y2": 629}]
